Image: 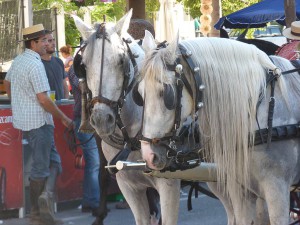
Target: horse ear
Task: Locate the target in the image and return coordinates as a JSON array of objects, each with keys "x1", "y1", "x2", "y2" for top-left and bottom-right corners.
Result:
[
  {"x1": 115, "y1": 9, "x2": 133, "y2": 36},
  {"x1": 142, "y1": 30, "x2": 156, "y2": 53},
  {"x1": 72, "y1": 14, "x2": 93, "y2": 40},
  {"x1": 168, "y1": 31, "x2": 180, "y2": 55}
]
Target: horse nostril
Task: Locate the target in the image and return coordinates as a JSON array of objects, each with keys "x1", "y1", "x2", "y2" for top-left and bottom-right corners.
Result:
[
  {"x1": 106, "y1": 113, "x2": 114, "y2": 124},
  {"x1": 152, "y1": 153, "x2": 160, "y2": 165}
]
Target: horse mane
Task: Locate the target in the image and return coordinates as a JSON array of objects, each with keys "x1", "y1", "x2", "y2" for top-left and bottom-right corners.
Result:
[{"x1": 142, "y1": 37, "x2": 282, "y2": 203}]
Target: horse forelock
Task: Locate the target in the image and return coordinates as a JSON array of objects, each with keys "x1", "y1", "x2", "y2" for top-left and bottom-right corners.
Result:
[
  {"x1": 141, "y1": 45, "x2": 178, "y2": 94},
  {"x1": 83, "y1": 23, "x2": 126, "y2": 68}
]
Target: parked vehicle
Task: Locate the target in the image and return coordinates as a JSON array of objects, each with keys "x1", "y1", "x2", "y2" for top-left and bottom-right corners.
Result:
[{"x1": 228, "y1": 25, "x2": 287, "y2": 46}]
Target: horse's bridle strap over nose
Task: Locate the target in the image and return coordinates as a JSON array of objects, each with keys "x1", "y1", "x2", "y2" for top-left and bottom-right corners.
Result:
[{"x1": 90, "y1": 96, "x2": 118, "y2": 109}]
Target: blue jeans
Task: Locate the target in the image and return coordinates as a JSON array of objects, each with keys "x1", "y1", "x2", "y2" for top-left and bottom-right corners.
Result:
[
  {"x1": 23, "y1": 124, "x2": 62, "y2": 180},
  {"x1": 74, "y1": 117, "x2": 100, "y2": 208}
]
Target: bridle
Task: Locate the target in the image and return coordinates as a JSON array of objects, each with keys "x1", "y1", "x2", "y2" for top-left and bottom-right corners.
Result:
[
  {"x1": 74, "y1": 22, "x2": 140, "y2": 133},
  {"x1": 136, "y1": 44, "x2": 206, "y2": 168},
  {"x1": 74, "y1": 22, "x2": 145, "y2": 173},
  {"x1": 88, "y1": 23, "x2": 133, "y2": 115},
  {"x1": 137, "y1": 45, "x2": 300, "y2": 169}
]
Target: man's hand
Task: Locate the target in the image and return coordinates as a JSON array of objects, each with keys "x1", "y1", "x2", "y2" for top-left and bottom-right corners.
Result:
[
  {"x1": 63, "y1": 119, "x2": 75, "y2": 131},
  {"x1": 37, "y1": 92, "x2": 74, "y2": 128}
]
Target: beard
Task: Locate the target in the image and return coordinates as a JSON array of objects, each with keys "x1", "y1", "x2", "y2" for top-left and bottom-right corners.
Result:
[{"x1": 46, "y1": 46, "x2": 55, "y2": 55}]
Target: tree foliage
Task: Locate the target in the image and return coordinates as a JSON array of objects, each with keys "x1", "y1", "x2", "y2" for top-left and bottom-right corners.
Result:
[
  {"x1": 177, "y1": 0, "x2": 258, "y2": 19},
  {"x1": 145, "y1": 0, "x2": 160, "y2": 21},
  {"x1": 32, "y1": 0, "x2": 160, "y2": 47},
  {"x1": 32, "y1": 0, "x2": 127, "y2": 47}
]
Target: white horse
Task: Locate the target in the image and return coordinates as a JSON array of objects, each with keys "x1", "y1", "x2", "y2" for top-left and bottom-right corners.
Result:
[
  {"x1": 135, "y1": 32, "x2": 300, "y2": 225},
  {"x1": 72, "y1": 10, "x2": 265, "y2": 225},
  {"x1": 73, "y1": 10, "x2": 181, "y2": 225}
]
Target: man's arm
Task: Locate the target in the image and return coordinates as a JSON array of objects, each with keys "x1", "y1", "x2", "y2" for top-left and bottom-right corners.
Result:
[
  {"x1": 4, "y1": 80, "x2": 11, "y2": 99},
  {"x1": 63, "y1": 78, "x2": 70, "y2": 99},
  {"x1": 37, "y1": 92, "x2": 72, "y2": 128}
]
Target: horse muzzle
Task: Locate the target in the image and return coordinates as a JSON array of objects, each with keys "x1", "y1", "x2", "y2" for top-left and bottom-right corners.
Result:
[
  {"x1": 90, "y1": 104, "x2": 116, "y2": 136},
  {"x1": 140, "y1": 141, "x2": 167, "y2": 170}
]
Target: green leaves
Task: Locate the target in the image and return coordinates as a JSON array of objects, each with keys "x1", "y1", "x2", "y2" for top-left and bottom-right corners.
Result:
[{"x1": 177, "y1": 0, "x2": 258, "y2": 19}]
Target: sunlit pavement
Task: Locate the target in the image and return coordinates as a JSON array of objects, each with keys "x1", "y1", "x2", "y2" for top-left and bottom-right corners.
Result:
[{"x1": 1, "y1": 187, "x2": 227, "y2": 225}]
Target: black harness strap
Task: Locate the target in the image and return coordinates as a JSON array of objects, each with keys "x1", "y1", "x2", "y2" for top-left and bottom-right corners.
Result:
[
  {"x1": 254, "y1": 123, "x2": 300, "y2": 146},
  {"x1": 187, "y1": 182, "x2": 218, "y2": 211},
  {"x1": 179, "y1": 44, "x2": 204, "y2": 110}
]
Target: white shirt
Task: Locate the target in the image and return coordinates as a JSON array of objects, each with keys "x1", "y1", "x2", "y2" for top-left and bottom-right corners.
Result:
[{"x1": 5, "y1": 49, "x2": 54, "y2": 131}]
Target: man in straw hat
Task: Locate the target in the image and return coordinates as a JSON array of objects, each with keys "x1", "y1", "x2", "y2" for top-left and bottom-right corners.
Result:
[
  {"x1": 4, "y1": 24, "x2": 73, "y2": 225},
  {"x1": 283, "y1": 21, "x2": 300, "y2": 40}
]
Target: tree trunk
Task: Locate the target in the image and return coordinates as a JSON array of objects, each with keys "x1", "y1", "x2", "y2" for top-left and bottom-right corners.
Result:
[
  {"x1": 284, "y1": 0, "x2": 296, "y2": 28},
  {"x1": 126, "y1": 0, "x2": 145, "y2": 19},
  {"x1": 210, "y1": 0, "x2": 221, "y2": 37}
]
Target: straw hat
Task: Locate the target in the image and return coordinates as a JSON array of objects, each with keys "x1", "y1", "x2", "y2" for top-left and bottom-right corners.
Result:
[
  {"x1": 22, "y1": 24, "x2": 46, "y2": 41},
  {"x1": 283, "y1": 21, "x2": 300, "y2": 40}
]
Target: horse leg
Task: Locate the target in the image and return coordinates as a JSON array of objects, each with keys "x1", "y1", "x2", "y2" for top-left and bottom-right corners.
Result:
[
  {"x1": 146, "y1": 188, "x2": 161, "y2": 224},
  {"x1": 116, "y1": 174, "x2": 151, "y2": 225},
  {"x1": 228, "y1": 187, "x2": 258, "y2": 225},
  {"x1": 92, "y1": 136, "x2": 110, "y2": 225},
  {"x1": 207, "y1": 182, "x2": 235, "y2": 225},
  {"x1": 261, "y1": 180, "x2": 290, "y2": 225},
  {"x1": 156, "y1": 179, "x2": 180, "y2": 225}
]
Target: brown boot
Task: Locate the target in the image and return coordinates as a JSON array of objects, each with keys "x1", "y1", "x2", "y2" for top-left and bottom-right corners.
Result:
[
  {"x1": 29, "y1": 179, "x2": 45, "y2": 225},
  {"x1": 38, "y1": 166, "x2": 63, "y2": 225}
]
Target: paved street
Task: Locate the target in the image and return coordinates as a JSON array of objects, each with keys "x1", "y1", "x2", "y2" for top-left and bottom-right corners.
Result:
[{"x1": 0, "y1": 188, "x2": 228, "y2": 225}]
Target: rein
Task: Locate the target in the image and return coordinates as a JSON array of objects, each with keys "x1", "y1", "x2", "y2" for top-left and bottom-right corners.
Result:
[
  {"x1": 63, "y1": 125, "x2": 95, "y2": 155},
  {"x1": 77, "y1": 23, "x2": 145, "y2": 172}
]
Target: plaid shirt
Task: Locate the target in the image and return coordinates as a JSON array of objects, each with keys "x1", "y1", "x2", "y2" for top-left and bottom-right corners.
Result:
[
  {"x1": 5, "y1": 49, "x2": 53, "y2": 131},
  {"x1": 67, "y1": 65, "x2": 81, "y2": 118}
]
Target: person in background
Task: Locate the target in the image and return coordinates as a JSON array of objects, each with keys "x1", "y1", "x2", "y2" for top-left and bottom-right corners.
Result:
[
  {"x1": 4, "y1": 24, "x2": 73, "y2": 225},
  {"x1": 60, "y1": 44, "x2": 73, "y2": 73},
  {"x1": 67, "y1": 53, "x2": 101, "y2": 216},
  {"x1": 282, "y1": 21, "x2": 300, "y2": 41},
  {"x1": 42, "y1": 30, "x2": 69, "y2": 100}
]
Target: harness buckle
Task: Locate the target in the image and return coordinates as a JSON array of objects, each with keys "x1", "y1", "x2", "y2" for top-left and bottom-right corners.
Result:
[
  {"x1": 175, "y1": 151, "x2": 183, "y2": 164},
  {"x1": 272, "y1": 67, "x2": 281, "y2": 78},
  {"x1": 168, "y1": 140, "x2": 177, "y2": 150},
  {"x1": 167, "y1": 150, "x2": 174, "y2": 159},
  {"x1": 175, "y1": 64, "x2": 183, "y2": 74}
]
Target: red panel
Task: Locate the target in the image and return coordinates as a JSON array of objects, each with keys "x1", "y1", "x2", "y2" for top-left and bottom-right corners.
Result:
[
  {"x1": 0, "y1": 103, "x2": 85, "y2": 209},
  {"x1": 0, "y1": 108, "x2": 23, "y2": 209},
  {"x1": 53, "y1": 104, "x2": 84, "y2": 202}
]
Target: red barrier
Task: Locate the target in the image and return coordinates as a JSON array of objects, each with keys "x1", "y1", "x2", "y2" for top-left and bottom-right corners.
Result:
[
  {"x1": 0, "y1": 103, "x2": 84, "y2": 210},
  {"x1": 0, "y1": 108, "x2": 23, "y2": 209}
]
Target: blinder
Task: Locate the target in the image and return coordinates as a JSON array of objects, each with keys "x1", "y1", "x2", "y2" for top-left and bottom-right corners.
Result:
[
  {"x1": 132, "y1": 82, "x2": 177, "y2": 110},
  {"x1": 132, "y1": 82, "x2": 143, "y2": 106},
  {"x1": 163, "y1": 83, "x2": 177, "y2": 110},
  {"x1": 73, "y1": 49, "x2": 86, "y2": 79}
]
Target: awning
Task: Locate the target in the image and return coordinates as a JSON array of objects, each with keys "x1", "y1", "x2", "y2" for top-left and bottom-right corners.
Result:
[{"x1": 215, "y1": 0, "x2": 300, "y2": 29}]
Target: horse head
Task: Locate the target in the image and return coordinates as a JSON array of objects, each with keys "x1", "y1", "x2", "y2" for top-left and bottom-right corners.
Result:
[
  {"x1": 74, "y1": 10, "x2": 144, "y2": 138},
  {"x1": 136, "y1": 32, "x2": 194, "y2": 170}
]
